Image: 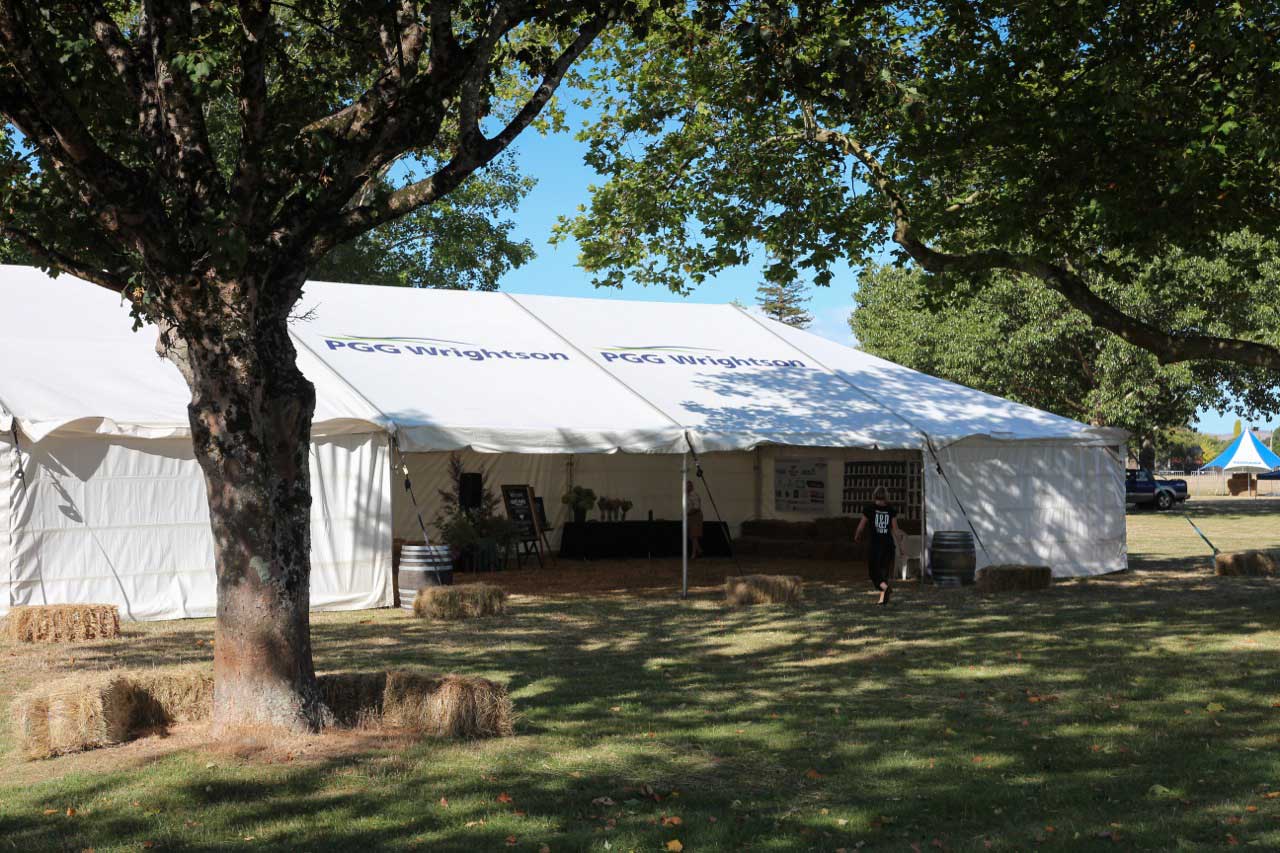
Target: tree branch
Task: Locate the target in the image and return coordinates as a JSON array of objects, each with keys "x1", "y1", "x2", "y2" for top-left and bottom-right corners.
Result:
[
  {"x1": 141, "y1": 0, "x2": 224, "y2": 207},
  {"x1": 86, "y1": 0, "x2": 144, "y2": 106},
  {"x1": 811, "y1": 126, "x2": 1280, "y2": 372},
  {"x1": 307, "y1": 9, "x2": 613, "y2": 260},
  {"x1": 1, "y1": 227, "x2": 128, "y2": 293},
  {"x1": 233, "y1": 0, "x2": 271, "y2": 227}
]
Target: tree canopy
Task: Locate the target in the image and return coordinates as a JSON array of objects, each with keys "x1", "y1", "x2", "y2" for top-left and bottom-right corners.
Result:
[
  {"x1": 0, "y1": 0, "x2": 651, "y2": 732},
  {"x1": 561, "y1": 0, "x2": 1280, "y2": 382},
  {"x1": 852, "y1": 229, "x2": 1280, "y2": 439},
  {"x1": 310, "y1": 153, "x2": 534, "y2": 290}
]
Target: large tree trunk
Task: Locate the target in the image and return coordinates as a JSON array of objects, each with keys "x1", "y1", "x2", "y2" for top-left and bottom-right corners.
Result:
[{"x1": 179, "y1": 282, "x2": 332, "y2": 734}]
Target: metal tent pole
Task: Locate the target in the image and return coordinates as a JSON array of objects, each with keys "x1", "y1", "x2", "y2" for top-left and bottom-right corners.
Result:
[{"x1": 681, "y1": 451, "x2": 689, "y2": 600}]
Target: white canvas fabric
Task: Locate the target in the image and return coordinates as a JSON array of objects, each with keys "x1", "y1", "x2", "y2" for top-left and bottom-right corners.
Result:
[
  {"x1": 291, "y1": 282, "x2": 686, "y2": 453},
  {"x1": 2, "y1": 432, "x2": 391, "y2": 620},
  {"x1": 925, "y1": 440, "x2": 1127, "y2": 576},
  {"x1": 0, "y1": 430, "x2": 12, "y2": 613},
  {"x1": 753, "y1": 311, "x2": 1126, "y2": 448},
  {"x1": 0, "y1": 265, "x2": 382, "y2": 441},
  {"x1": 0, "y1": 266, "x2": 1130, "y2": 595}
]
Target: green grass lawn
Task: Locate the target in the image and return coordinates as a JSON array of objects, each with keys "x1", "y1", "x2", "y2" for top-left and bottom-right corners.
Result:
[{"x1": 2, "y1": 499, "x2": 1279, "y2": 852}]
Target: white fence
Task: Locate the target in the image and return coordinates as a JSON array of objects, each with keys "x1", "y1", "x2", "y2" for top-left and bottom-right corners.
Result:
[{"x1": 1183, "y1": 472, "x2": 1279, "y2": 497}]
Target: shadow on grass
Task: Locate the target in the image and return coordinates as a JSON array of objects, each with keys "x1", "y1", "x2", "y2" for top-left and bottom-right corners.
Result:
[{"x1": 4, "y1": 555, "x2": 1280, "y2": 850}]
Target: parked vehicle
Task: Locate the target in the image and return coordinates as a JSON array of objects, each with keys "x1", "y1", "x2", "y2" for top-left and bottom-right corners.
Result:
[{"x1": 1126, "y1": 468, "x2": 1189, "y2": 511}]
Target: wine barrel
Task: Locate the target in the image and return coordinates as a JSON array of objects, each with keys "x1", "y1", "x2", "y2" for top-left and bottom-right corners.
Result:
[
  {"x1": 930, "y1": 531, "x2": 976, "y2": 587},
  {"x1": 398, "y1": 544, "x2": 453, "y2": 608}
]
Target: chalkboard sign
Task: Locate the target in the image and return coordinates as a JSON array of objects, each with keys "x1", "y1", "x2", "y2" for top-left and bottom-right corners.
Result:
[{"x1": 501, "y1": 485, "x2": 540, "y2": 540}]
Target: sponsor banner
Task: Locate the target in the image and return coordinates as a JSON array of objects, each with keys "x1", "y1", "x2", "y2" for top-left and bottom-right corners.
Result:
[{"x1": 775, "y1": 459, "x2": 828, "y2": 513}]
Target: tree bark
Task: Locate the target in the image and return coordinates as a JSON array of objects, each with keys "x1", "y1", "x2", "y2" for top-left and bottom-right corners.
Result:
[{"x1": 180, "y1": 275, "x2": 331, "y2": 734}]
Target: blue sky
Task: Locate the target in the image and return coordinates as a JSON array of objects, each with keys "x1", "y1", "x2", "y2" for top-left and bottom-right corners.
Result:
[{"x1": 494, "y1": 119, "x2": 1273, "y2": 437}]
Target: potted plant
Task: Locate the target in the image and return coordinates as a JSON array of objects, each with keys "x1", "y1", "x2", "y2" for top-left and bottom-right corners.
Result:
[
  {"x1": 561, "y1": 486, "x2": 596, "y2": 524},
  {"x1": 597, "y1": 495, "x2": 611, "y2": 520},
  {"x1": 620, "y1": 499, "x2": 633, "y2": 520}
]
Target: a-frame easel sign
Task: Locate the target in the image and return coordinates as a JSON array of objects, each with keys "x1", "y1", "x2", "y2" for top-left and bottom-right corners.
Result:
[{"x1": 501, "y1": 484, "x2": 544, "y2": 569}]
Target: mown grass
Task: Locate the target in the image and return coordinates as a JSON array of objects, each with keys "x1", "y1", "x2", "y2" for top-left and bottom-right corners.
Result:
[{"x1": 1, "y1": 499, "x2": 1278, "y2": 851}]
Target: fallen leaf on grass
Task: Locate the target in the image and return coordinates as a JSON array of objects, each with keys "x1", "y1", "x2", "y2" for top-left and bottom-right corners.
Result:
[
  {"x1": 1246, "y1": 805, "x2": 1258, "y2": 813},
  {"x1": 42, "y1": 809, "x2": 57, "y2": 816},
  {"x1": 804, "y1": 768, "x2": 824, "y2": 779},
  {"x1": 665, "y1": 841, "x2": 684, "y2": 852},
  {"x1": 591, "y1": 797, "x2": 615, "y2": 806},
  {"x1": 505, "y1": 836, "x2": 517, "y2": 847},
  {"x1": 497, "y1": 792, "x2": 513, "y2": 804},
  {"x1": 661, "y1": 816, "x2": 683, "y2": 826},
  {"x1": 1264, "y1": 792, "x2": 1280, "y2": 799},
  {"x1": 143, "y1": 843, "x2": 155, "y2": 850},
  {"x1": 1207, "y1": 702, "x2": 1226, "y2": 713},
  {"x1": 439, "y1": 797, "x2": 449, "y2": 808},
  {"x1": 464, "y1": 820, "x2": 484, "y2": 828}
]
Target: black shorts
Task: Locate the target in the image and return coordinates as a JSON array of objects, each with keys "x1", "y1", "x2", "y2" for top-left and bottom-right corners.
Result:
[{"x1": 867, "y1": 540, "x2": 895, "y2": 587}]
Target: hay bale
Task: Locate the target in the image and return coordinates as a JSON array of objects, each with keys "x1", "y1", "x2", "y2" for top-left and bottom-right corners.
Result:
[
  {"x1": 12, "y1": 672, "x2": 151, "y2": 760},
  {"x1": 412, "y1": 584, "x2": 506, "y2": 620},
  {"x1": 14, "y1": 664, "x2": 514, "y2": 759},
  {"x1": 739, "y1": 519, "x2": 816, "y2": 540},
  {"x1": 2, "y1": 604, "x2": 120, "y2": 643},
  {"x1": 975, "y1": 564, "x2": 1053, "y2": 594},
  {"x1": 725, "y1": 574, "x2": 804, "y2": 606},
  {"x1": 319, "y1": 669, "x2": 515, "y2": 738},
  {"x1": 1215, "y1": 549, "x2": 1280, "y2": 577},
  {"x1": 318, "y1": 671, "x2": 389, "y2": 727},
  {"x1": 129, "y1": 664, "x2": 215, "y2": 722}
]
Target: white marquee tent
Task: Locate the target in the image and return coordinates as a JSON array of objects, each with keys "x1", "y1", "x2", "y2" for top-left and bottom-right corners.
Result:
[{"x1": 0, "y1": 265, "x2": 1129, "y2": 620}]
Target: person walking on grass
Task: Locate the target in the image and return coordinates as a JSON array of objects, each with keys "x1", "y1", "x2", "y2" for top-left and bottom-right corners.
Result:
[
  {"x1": 686, "y1": 479, "x2": 704, "y2": 559},
  {"x1": 855, "y1": 485, "x2": 903, "y2": 605}
]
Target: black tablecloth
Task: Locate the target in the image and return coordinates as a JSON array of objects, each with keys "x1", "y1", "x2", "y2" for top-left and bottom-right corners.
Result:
[{"x1": 559, "y1": 520, "x2": 731, "y2": 560}]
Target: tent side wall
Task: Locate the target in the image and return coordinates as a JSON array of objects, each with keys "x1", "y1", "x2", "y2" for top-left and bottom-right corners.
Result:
[
  {"x1": 8, "y1": 432, "x2": 391, "y2": 621},
  {"x1": 0, "y1": 430, "x2": 13, "y2": 617},
  {"x1": 925, "y1": 439, "x2": 1127, "y2": 577}
]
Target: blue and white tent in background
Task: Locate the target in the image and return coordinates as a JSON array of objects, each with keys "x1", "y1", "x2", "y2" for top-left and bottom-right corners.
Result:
[{"x1": 1200, "y1": 430, "x2": 1280, "y2": 474}]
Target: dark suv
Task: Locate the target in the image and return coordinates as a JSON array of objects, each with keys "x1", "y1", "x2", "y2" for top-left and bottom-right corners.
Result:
[{"x1": 1126, "y1": 468, "x2": 1189, "y2": 511}]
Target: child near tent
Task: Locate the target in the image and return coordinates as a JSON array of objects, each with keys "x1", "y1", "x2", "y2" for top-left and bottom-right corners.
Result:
[{"x1": 854, "y1": 486, "x2": 903, "y2": 605}]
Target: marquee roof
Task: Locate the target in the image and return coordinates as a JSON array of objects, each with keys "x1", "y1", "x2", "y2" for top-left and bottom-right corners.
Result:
[
  {"x1": 1200, "y1": 430, "x2": 1280, "y2": 474},
  {"x1": 0, "y1": 265, "x2": 1126, "y2": 452}
]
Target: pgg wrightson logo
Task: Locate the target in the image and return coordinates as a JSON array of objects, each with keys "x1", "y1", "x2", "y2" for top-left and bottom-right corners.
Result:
[
  {"x1": 599, "y1": 344, "x2": 807, "y2": 369},
  {"x1": 322, "y1": 335, "x2": 569, "y2": 363}
]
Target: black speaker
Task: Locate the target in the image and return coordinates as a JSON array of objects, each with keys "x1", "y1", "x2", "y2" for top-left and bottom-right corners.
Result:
[{"x1": 459, "y1": 472, "x2": 483, "y2": 510}]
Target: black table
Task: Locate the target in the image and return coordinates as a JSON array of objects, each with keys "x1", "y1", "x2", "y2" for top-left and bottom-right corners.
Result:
[{"x1": 559, "y1": 520, "x2": 731, "y2": 560}]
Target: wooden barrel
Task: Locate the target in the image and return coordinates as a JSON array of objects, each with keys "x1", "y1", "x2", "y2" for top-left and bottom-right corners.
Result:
[
  {"x1": 398, "y1": 544, "x2": 453, "y2": 608},
  {"x1": 930, "y1": 531, "x2": 976, "y2": 587}
]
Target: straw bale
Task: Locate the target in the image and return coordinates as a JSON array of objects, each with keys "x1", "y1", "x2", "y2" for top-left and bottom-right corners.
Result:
[
  {"x1": 129, "y1": 664, "x2": 215, "y2": 722},
  {"x1": 1215, "y1": 549, "x2": 1280, "y2": 578},
  {"x1": 725, "y1": 574, "x2": 804, "y2": 606},
  {"x1": 14, "y1": 664, "x2": 514, "y2": 759},
  {"x1": 3, "y1": 604, "x2": 120, "y2": 643},
  {"x1": 319, "y1": 669, "x2": 514, "y2": 738},
  {"x1": 975, "y1": 564, "x2": 1053, "y2": 594},
  {"x1": 412, "y1": 584, "x2": 507, "y2": 620},
  {"x1": 318, "y1": 671, "x2": 389, "y2": 728},
  {"x1": 739, "y1": 519, "x2": 815, "y2": 540},
  {"x1": 12, "y1": 672, "x2": 151, "y2": 760}
]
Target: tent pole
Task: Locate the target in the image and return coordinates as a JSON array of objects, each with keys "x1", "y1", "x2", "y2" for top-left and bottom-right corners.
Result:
[{"x1": 681, "y1": 451, "x2": 689, "y2": 600}]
